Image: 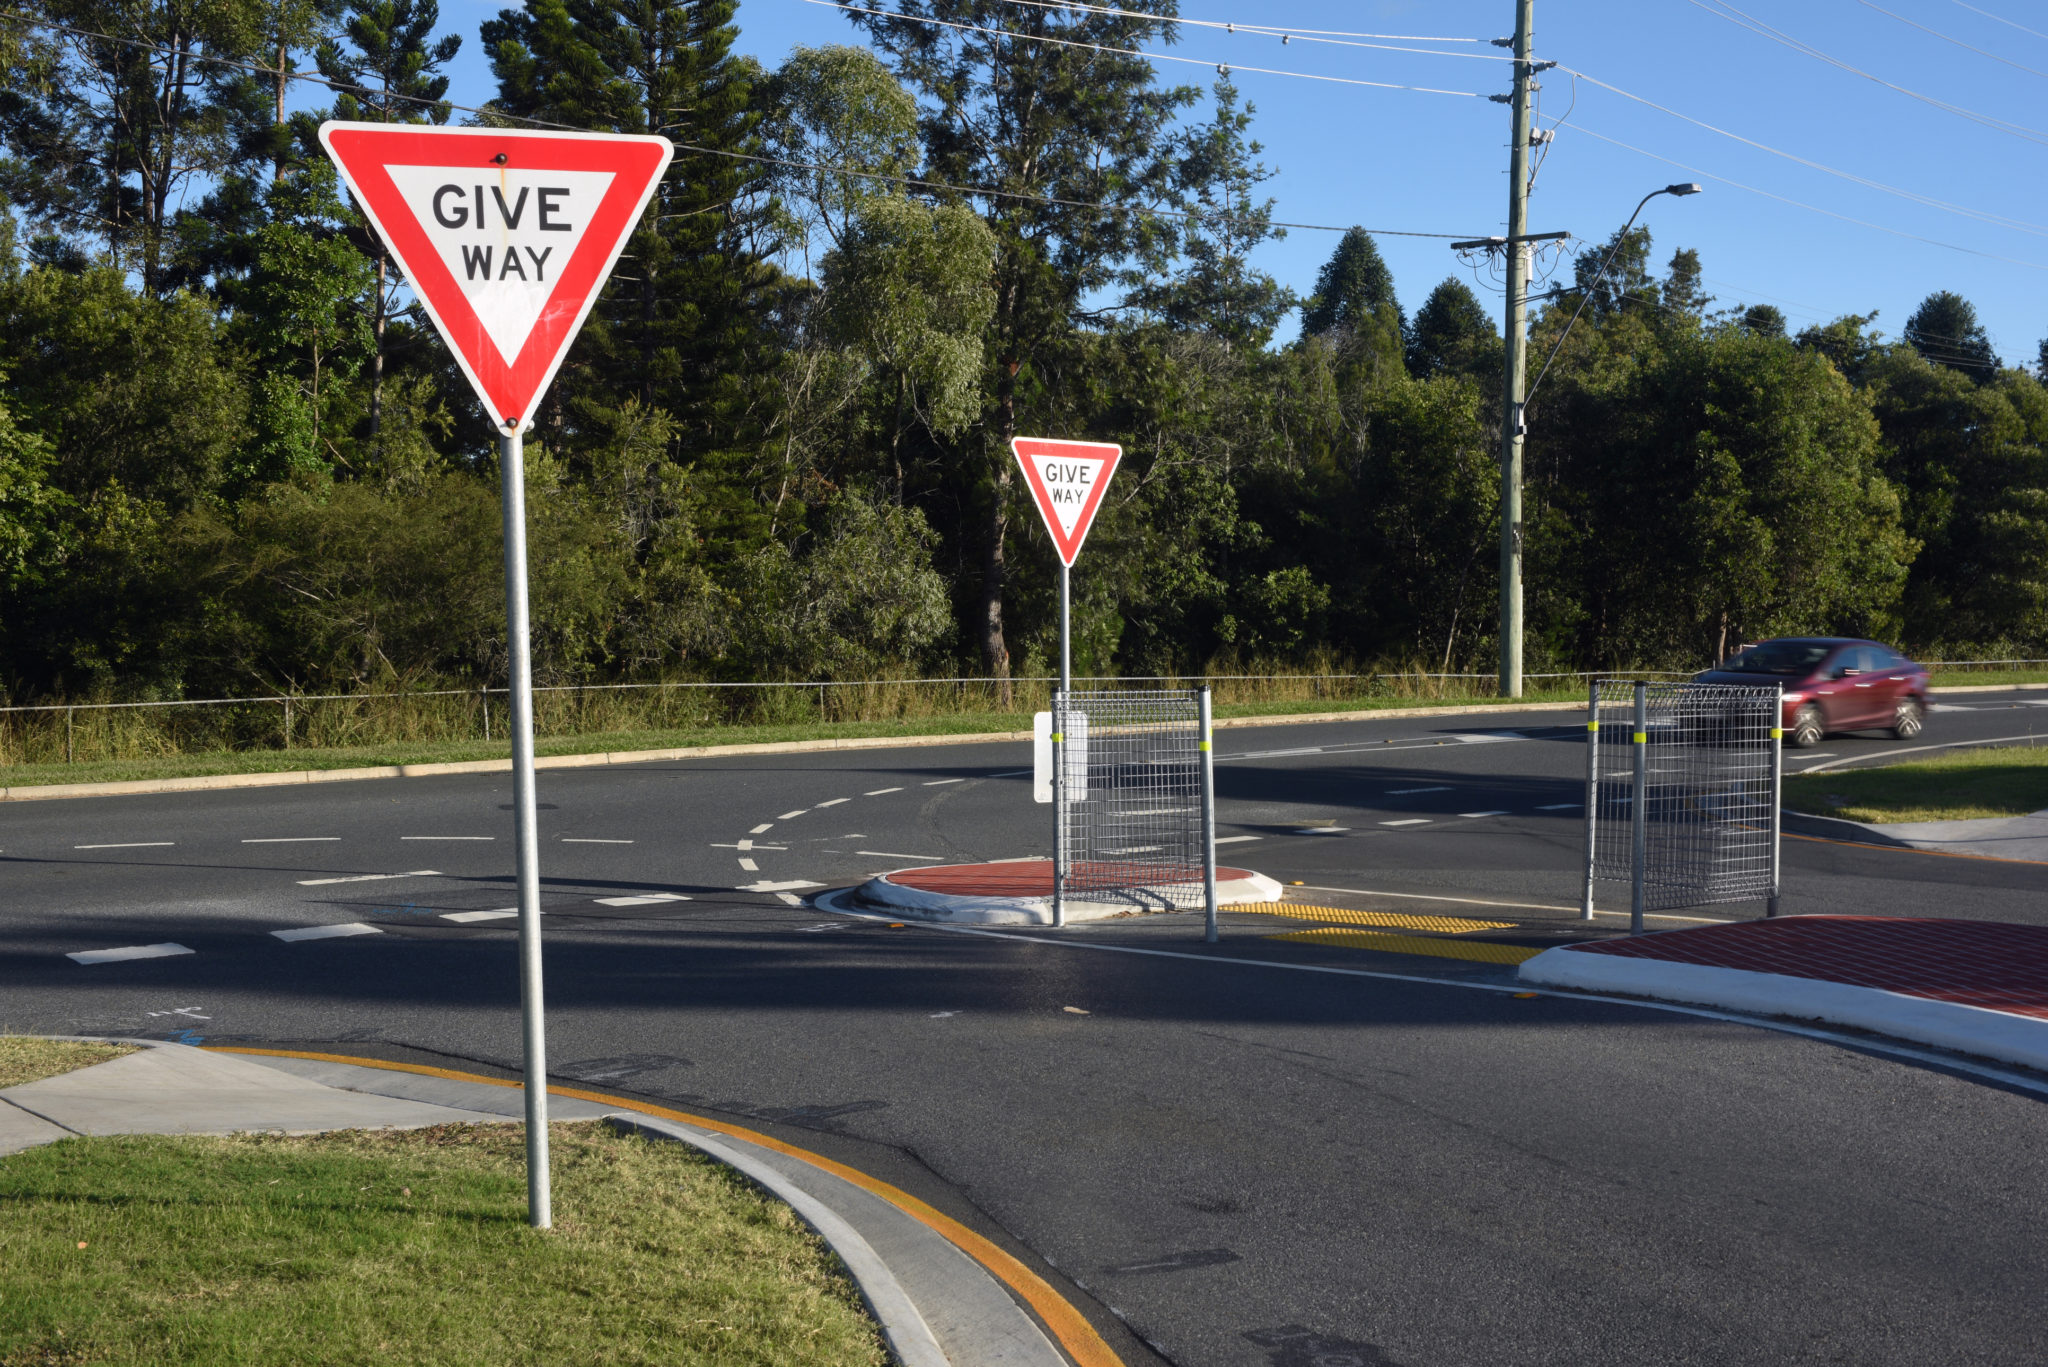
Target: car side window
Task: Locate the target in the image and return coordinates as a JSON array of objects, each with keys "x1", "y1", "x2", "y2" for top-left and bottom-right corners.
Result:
[
  {"x1": 1852, "y1": 647, "x2": 1883, "y2": 674},
  {"x1": 1828, "y1": 649, "x2": 1857, "y2": 678}
]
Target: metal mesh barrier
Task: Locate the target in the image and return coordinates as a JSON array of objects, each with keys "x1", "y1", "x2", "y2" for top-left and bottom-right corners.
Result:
[
  {"x1": 1055, "y1": 689, "x2": 1205, "y2": 905},
  {"x1": 1583, "y1": 680, "x2": 1782, "y2": 924}
]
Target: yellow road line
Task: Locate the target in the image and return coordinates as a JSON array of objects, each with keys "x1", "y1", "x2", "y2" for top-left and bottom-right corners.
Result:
[
  {"x1": 1236, "y1": 903, "x2": 1515, "y2": 935},
  {"x1": 1266, "y1": 927, "x2": 1546, "y2": 965},
  {"x1": 207, "y1": 1046, "x2": 1123, "y2": 1367}
]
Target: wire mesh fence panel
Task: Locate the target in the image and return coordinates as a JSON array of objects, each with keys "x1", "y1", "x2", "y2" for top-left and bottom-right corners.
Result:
[
  {"x1": 1057, "y1": 689, "x2": 1204, "y2": 905},
  {"x1": 1588, "y1": 680, "x2": 1781, "y2": 913}
]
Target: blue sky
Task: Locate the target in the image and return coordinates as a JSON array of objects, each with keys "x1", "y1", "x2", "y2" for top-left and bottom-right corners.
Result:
[{"x1": 442, "y1": 0, "x2": 2048, "y2": 364}]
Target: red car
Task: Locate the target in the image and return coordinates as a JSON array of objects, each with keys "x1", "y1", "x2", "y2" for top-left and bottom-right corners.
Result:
[{"x1": 1692, "y1": 637, "x2": 1929, "y2": 747}]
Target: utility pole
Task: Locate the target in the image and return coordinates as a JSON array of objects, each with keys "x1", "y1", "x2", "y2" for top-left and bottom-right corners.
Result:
[{"x1": 1498, "y1": 0, "x2": 1536, "y2": 699}]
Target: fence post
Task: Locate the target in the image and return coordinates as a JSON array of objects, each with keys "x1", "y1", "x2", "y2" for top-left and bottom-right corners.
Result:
[
  {"x1": 1199, "y1": 687, "x2": 1219, "y2": 944},
  {"x1": 1580, "y1": 679, "x2": 1599, "y2": 921},
  {"x1": 65, "y1": 706, "x2": 74, "y2": 764},
  {"x1": 1051, "y1": 687, "x2": 1066, "y2": 929},
  {"x1": 481, "y1": 686, "x2": 491, "y2": 742},
  {"x1": 1767, "y1": 682, "x2": 1783, "y2": 918},
  {"x1": 283, "y1": 696, "x2": 292, "y2": 750},
  {"x1": 1630, "y1": 681, "x2": 1648, "y2": 936}
]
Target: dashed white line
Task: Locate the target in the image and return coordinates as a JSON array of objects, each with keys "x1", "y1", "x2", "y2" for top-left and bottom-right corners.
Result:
[
  {"x1": 856, "y1": 851, "x2": 943, "y2": 861},
  {"x1": 67, "y1": 943, "x2": 194, "y2": 965},
  {"x1": 243, "y1": 837, "x2": 340, "y2": 843},
  {"x1": 74, "y1": 842, "x2": 173, "y2": 850},
  {"x1": 741, "y1": 879, "x2": 827, "y2": 893},
  {"x1": 401, "y1": 835, "x2": 493, "y2": 841},
  {"x1": 562, "y1": 838, "x2": 633, "y2": 844},
  {"x1": 738, "y1": 857, "x2": 759, "y2": 872},
  {"x1": 442, "y1": 909, "x2": 518, "y2": 923},
  {"x1": 1214, "y1": 836, "x2": 1263, "y2": 845},
  {"x1": 923, "y1": 779, "x2": 964, "y2": 786},
  {"x1": 776, "y1": 892, "x2": 805, "y2": 906},
  {"x1": 1460, "y1": 811, "x2": 1509, "y2": 819},
  {"x1": 594, "y1": 893, "x2": 692, "y2": 907},
  {"x1": 1380, "y1": 818, "x2": 1432, "y2": 827},
  {"x1": 816, "y1": 798, "x2": 851, "y2": 808},
  {"x1": 272, "y1": 923, "x2": 383, "y2": 943},
  {"x1": 779, "y1": 810, "x2": 808, "y2": 819},
  {"x1": 297, "y1": 870, "x2": 440, "y2": 886},
  {"x1": 1386, "y1": 786, "x2": 1451, "y2": 795},
  {"x1": 864, "y1": 787, "x2": 903, "y2": 796},
  {"x1": 751, "y1": 823, "x2": 775, "y2": 834}
]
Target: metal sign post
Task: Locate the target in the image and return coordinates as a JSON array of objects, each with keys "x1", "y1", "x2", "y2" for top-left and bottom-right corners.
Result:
[
  {"x1": 1198, "y1": 686, "x2": 1219, "y2": 943},
  {"x1": 321, "y1": 121, "x2": 672, "y2": 1229},
  {"x1": 1053, "y1": 562, "x2": 1069, "y2": 927}
]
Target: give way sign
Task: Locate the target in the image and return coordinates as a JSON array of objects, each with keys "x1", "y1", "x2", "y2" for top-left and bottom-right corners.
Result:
[
  {"x1": 1012, "y1": 437, "x2": 1121, "y2": 567},
  {"x1": 319, "y1": 122, "x2": 673, "y2": 430}
]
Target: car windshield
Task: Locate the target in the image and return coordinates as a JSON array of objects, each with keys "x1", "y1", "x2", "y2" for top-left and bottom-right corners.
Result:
[{"x1": 1722, "y1": 641, "x2": 1834, "y2": 675}]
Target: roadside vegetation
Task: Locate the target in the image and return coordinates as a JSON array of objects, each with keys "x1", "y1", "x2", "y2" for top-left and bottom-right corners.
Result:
[
  {"x1": 1784, "y1": 745, "x2": 2048, "y2": 824},
  {"x1": 0, "y1": 1037, "x2": 136, "y2": 1088},
  {"x1": 0, "y1": 1121, "x2": 889, "y2": 1367}
]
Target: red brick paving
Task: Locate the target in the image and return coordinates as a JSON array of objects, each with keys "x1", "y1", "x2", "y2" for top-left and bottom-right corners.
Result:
[
  {"x1": 886, "y1": 859, "x2": 1255, "y2": 898},
  {"x1": 1572, "y1": 916, "x2": 2048, "y2": 1020}
]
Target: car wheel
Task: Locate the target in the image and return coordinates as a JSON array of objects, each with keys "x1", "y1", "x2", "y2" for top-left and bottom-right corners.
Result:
[
  {"x1": 1791, "y1": 704, "x2": 1824, "y2": 748},
  {"x1": 1892, "y1": 697, "x2": 1925, "y2": 741}
]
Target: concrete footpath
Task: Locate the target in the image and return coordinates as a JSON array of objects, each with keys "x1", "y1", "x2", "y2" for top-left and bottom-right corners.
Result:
[
  {"x1": 0, "y1": 1040, "x2": 1098, "y2": 1367},
  {"x1": 1519, "y1": 915, "x2": 2048, "y2": 1075}
]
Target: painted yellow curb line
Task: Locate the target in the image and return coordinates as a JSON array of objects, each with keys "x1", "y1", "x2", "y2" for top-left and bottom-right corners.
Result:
[
  {"x1": 1239, "y1": 902, "x2": 1516, "y2": 935},
  {"x1": 207, "y1": 1046, "x2": 1123, "y2": 1367}
]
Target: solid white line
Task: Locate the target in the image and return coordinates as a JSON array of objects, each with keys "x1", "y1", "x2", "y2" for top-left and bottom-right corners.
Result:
[
  {"x1": 987, "y1": 769, "x2": 1032, "y2": 777},
  {"x1": 401, "y1": 835, "x2": 493, "y2": 841},
  {"x1": 442, "y1": 908, "x2": 517, "y2": 923},
  {"x1": 738, "y1": 857, "x2": 759, "y2": 871},
  {"x1": 1460, "y1": 810, "x2": 1509, "y2": 818},
  {"x1": 74, "y1": 842, "x2": 173, "y2": 850},
  {"x1": 1535, "y1": 803, "x2": 1580, "y2": 811},
  {"x1": 779, "y1": 810, "x2": 808, "y2": 819},
  {"x1": 1104, "y1": 845, "x2": 1164, "y2": 854},
  {"x1": 272, "y1": 922, "x2": 382, "y2": 943},
  {"x1": 751, "y1": 823, "x2": 775, "y2": 834},
  {"x1": 243, "y1": 837, "x2": 340, "y2": 843},
  {"x1": 864, "y1": 787, "x2": 903, "y2": 796},
  {"x1": 816, "y1": 798, "x2": 851, "y2": 808},
  {"x1": 1214, "y1": 835, "x2": 1263, "y2": 844},
  {"x1": 810, "y1": 893, "x2": 2048, "y2": 1100},
  {"x1": 66, "y1": 942, "x2": 193, "y2": 965},
  {"x1": 594, "y1": 893, "x2": 691, "y2": 907},
  {"x1": 562, "y1": 838, "x2": 633, "y2": 844},
  {"x1": 296, "y1": 870, "x2": 440, "y2": 886},
  {"x1": 741, "y1": 879, "x2": 827, "y2": 893},
  {"x1": 1380, "y1": 818, "x2": 1431, "y2": 827},
  {"x1": 856, "y1": 851, "x2": 943, "y2": 860},
  {"x1": 924, "y1": 778, "x2": 964, "y2": 786},
  {"x1": 1387, "y1": 786, "x2": 1451, "y2": 795}
]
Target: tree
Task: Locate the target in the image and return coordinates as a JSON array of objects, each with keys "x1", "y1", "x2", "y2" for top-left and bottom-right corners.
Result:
[
  {"x1": 1740, "y1": 304, "x2": 1786, "y2": 338},
  {"x1": 1406, "y1": 276, "x2": 1498, "y2": 382},
  {"x1": 764, "y1": 44, "x2": 919, "y2": 258},
  {"x1": 1904, "y1": 290, "x2": 1997, "y2": 382},
  {"x1": 1301, "y1": 226, "x2": 1398, "y2": 337},
  {"x1": 1662, "y1": 247, "x2": 1710, "y2": 319}
]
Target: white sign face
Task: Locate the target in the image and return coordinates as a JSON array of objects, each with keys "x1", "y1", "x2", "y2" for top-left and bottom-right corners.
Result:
[
  {"x1": 383, "y1": 165, "x2": 616, "y2": 368},
  {"x1": 1012, "y1": 437, "x2": 1122, "y2": 567},
  {"x1": 1032, "y1": 709, "x2": 1089, "y2": 802}
]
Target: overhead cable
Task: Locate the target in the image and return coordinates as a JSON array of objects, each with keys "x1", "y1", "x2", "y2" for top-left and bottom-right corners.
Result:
[
  {"x1": 982, "y1": 0, "x2": 1512, "y2": 60},
  {"x1": 1855, "y1": 0, "x2": 2048, "y2": 79},
  {"x1": 1951, "y1": 0, "x2": 2048, "y2": 43}
]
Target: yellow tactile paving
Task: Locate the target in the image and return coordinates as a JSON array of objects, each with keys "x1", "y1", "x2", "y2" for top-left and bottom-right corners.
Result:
[
  {"x1": 1266, "y1": 927, "x2": 1547, "y2": 965},
  {"x1": 1232, "y1": 903, "x2": 1516, "y2": 935}
]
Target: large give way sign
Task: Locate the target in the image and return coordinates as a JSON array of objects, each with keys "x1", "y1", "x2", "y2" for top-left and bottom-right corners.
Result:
[
  {"x1": 1013, "y1": 437, "x2": 1121, "y2": 567},
  {"x1": 320, "y1": 122, "x2": 672, "y2": 430}
]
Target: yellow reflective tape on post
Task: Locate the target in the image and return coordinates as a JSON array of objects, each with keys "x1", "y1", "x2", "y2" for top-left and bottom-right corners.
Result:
[
  {"x1": 1199, "y1": 740, "x2": 1211, "y2": 751},
  {"x1": 1633, "y1": 731, "x2": 1647, "y2": 744},
  {"x1": 1587, "y1": 721, "x2": 1599, "y2": 732},
  {"x1": 1051, "y1": 732, "x2": 1063, "y2": 743},
  {"x1": 1770, "y1": 727, "x2": 1783, "y2": 740}
]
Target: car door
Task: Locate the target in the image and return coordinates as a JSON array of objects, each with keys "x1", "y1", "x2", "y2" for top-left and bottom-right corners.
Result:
[
  {"x1": 1842, "y1": 646, "x2": 1892, "y2": 726},
  {"x1": 1808, "y1": 646, "x2": 1863, "y2": 729}
]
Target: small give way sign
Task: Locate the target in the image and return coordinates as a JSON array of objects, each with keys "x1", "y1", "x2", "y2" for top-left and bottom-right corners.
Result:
[
  {"x1": 1012, "y1": 437, "x2": 1121, "y2": 566},
  {"x1": 319, "y1": 122, "x2": 672, "y2": 429}
]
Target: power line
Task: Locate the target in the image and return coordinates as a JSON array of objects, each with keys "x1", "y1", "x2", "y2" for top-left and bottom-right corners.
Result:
[
  {"x1": 810, "y1": 0, "x2": 1486, "y2": 97},
  {"x1": 1563, "y1": 65, "x2": 2048, "y2": 236},
  {"x1": 1857, "y1": 0, "x2": 2048, "y2": 78},
  {"x1": 1951, "y1": 0, "x2": 2048, "y2": 44},
  {"x1": 1685, "y1": 0, "x2": 2048, "y2": 146},
  {"x1": 982, "y1": 0, "x2": 1513, "y2": 61}
]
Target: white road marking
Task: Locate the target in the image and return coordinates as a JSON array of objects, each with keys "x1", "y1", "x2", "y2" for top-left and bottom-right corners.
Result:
[
  {"x1": 1460, "y1": 810, "x2": 1509, "y2": 818},
  {"x1": 272, "y1": 922, "x2": 383, "y2": 943},
  {"x1": 1240, "y1": 746, "x2": 1326, "y2": 759},
  {"x1": 779, "y1": 810, "x2": 808, "y2": 819},
  {"x1": 738, "y1": 857, "x2": 759, "y2": 872},
  {"x1": 987, "y1": 769, "x2": 1032, "y2": 777},
  {"x1": 1105, "y1": 845, "x2": 1163, "y2": 854},
  {"x1": 930, "y1": 1011, "x2": 959, "y2": 1018},
  {"x1": 401, "y1": 835, "x2": 493, "y2": 841},
  {"x1": 243, "y1": 837, "x2": 340, "y2": 843},
  {"x1": 1386, "y1": 786, "x2": 1451, "y2": 795},
  {"x1": 751, "y1": 823, "x2": 775, "y2": 834},
  {"x1": 1214, "y1": 835, "x2": 1263, "y2": 844},
  {"x1": 68, "y1": 943, "x2": 193, "y2": 965},
  {"x1": 1535, "y1": 803, "x2": 1580, "y2": 811},
  {"x1": 924, "y1": 778, "x2": 964, "y2": 786},
  {"x1": 1294, "y1": 827, "x2": 1348, "y2": 836},
  {"x1": 864, "y1": 787, "x2": 903, "y2": 796},
  {"x1": 297, "y1": 870, "x2": 440, "y2": 886},
  {"x1": 1447, "y1": 732, "x2": 1528, "y2": 744},
  {"x1": 595, "y1": 893, "x2": 691, "y2": 907},
  {"x1": 74, "y1": 842, "x2": 173, "y2": 850},
  {"x1": 1380, "y1": 818, "x2": 1432, "y2": 827},
  {"x1": 562, "y1": 838, "x2": 632, "y2": 844},
  {"x1": 741, "y1": 879, "x2": 827, "y2": 893},
  {"x1": 442, "y1": 909, "x2": 518, "y2": 923},
  {"x1": 816, "y1": 797, "x2": 851, "y2": 808},
  {"x1": 856, "y1": 851, "x2": 943, "y2": 861},
  {"x1": 736, "y1": 840, "x2": 753, "y2": 851},
  {"x1": 776, "y1": 892, "x2": 805, "y2": 905},
  {"x1": 145, "y1": 1007, "x2": 209, "y2": 1019}
]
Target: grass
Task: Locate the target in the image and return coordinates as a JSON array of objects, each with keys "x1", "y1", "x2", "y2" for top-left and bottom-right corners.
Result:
[
  {"x1": 0, "y1": 1038, "x2": 137, "y2": 1089},
  {"x1": 0, "y1": 1121, "x2": 889, "y2": 1367},
  {"x1": 0, "y1": 686, "x2": 1596, "y2": 790},
  {"x1": 1783, "y1": 745, "x2": 2048, "y2": 823},
  {"x1": 1928, "y1": 667, "x2": 2048, "y2": 688}
]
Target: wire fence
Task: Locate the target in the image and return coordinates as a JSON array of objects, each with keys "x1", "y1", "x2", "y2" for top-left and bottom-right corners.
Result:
[{"x1": 1056, "y1": 689, "x2": 1208, "y2": 909}]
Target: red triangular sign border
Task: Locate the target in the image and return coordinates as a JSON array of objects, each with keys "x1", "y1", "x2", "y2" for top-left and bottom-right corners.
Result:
[
  {"x1": 1012, "y1": 437, "x2": 1122, "y2": 567},
  {"x1": 319, "y1": 122, "x2": 673, "y2": 431}
]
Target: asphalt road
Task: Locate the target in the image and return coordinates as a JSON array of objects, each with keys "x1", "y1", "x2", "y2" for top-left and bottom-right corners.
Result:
[{"x1": 6, "y1": 691, "x2": 2048, "y2": 1366}]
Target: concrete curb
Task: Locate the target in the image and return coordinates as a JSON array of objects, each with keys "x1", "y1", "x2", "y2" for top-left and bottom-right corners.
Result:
[
  {"x1": 1516, "y1": 946, "x2": 2048, "y2": 1074},
  {"x1": 854, "y1": 867, "x2": 1287, "y2": 926},
  {"x1": 1781, "y1": 809, "x2": 1914, "y2": 846},
  {"x1": 0, "y1": 697, "x2": 1588, "y2": 803}
]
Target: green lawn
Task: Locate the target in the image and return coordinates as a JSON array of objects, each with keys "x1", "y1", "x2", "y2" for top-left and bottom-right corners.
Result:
[
  {"x1": 0, "y1": 1121, "x2": 888, "y2": 1367},
  {"x1": 1783, "y1": 745, "x2": 2048, "y2": 824},
  {"x1": 0, "y1": 1037, "x2": 137, "y2": 1089}
]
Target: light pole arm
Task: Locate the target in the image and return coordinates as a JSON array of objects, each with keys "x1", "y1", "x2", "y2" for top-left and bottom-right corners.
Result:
[{"x1": 1522, "y1": 188, "x2": 1665, "y2": 412}]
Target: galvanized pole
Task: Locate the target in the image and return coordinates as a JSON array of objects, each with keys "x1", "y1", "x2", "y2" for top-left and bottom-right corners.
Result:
[
  {"x1": 1767, "y1": 683, "x2": 1783, "y2": 918},
  {"x1": 1580, "y1": 678, "x2": 1600, "y2": 920},
  {"x1": 499, "y1": 422, "x2": 552, "y2": 1230},
  {"x1": 1052, "y1": 563, "x2": 1070, "y2": 928},
  {"x1": 1198, "y1": 686, "x2": 1219, "y2": 943},
  {"x1": 1630, "y1": 681, "x2": 1648, "y2": 936},
  {"x1": 1497, "y1": 0, "x2": 1536, "y2": 699}
]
